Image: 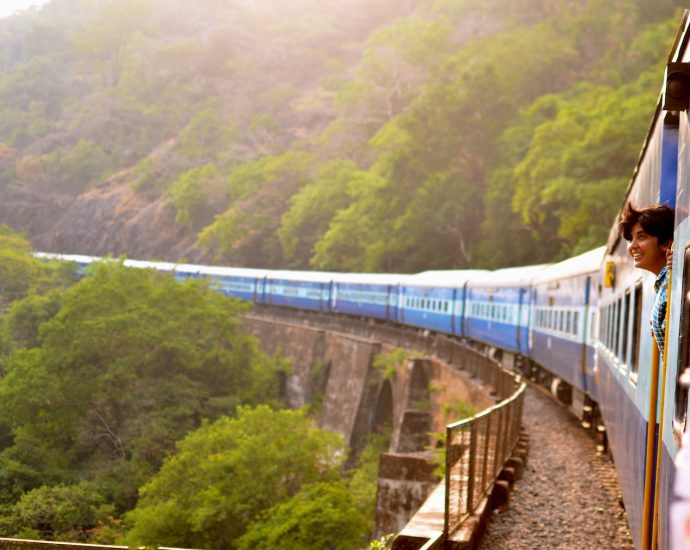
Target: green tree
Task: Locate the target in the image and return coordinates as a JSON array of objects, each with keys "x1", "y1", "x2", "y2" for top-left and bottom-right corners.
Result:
[
  {"x1": 236, "y1": 482, "x2": 369, "y2": 550},
  {"x1": 168, "y1": 163, "x2": 226, "y2": 229},
  {"x1": 0, "y1": 226, "x2": 69, "y2": 308},
  {"x1": 197, "y1": 151, "x2": 315, "y2": 266},
  {"x1": 125, "y1": 405, "x2": 345, "y2": 548},
  {"x1": 9, "y1": 483, "x2": 112, "y2": 542},
  {"x1": 0, "y1": 261, "x2": 285, "y2": 510},
  {"x1": 74, "y1": 0, "x2": 154, "y2": 88},
  {"x1": 509, "y1": 76, "x2": 656, "y2": 256},
  {"x1": 59, "y1": 139, "x2": 110, "y2": 192},
  {"x1": 277, "y1": 159, "x2": 361, "y2": 267},
  {"x1": 179, "y1": 100, "x2": 238, "y2": 162}
]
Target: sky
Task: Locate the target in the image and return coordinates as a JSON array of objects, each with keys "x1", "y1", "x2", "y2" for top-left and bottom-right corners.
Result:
[{"x1": 0, "y1": 0, "x2": 50, "y2": 18}]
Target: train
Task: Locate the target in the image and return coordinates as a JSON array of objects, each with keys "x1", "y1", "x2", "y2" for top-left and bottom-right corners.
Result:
[{"x1": 32, "y1": 11, "x2": 690, "y2": 550}]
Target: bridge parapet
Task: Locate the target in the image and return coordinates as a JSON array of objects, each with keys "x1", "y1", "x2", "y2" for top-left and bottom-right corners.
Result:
[{"x1": 394, "y1": 347, "x2": 527, "y2": 549}]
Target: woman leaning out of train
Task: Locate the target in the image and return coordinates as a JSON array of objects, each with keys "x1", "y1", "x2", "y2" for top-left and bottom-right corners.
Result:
[{"x1": 618, "y1": 202, "x2": 675, "y2": 360}]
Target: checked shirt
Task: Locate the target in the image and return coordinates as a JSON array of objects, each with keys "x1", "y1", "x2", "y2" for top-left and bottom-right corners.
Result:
[{"x1": 652, "y1": 265, "x2": 669, "y2": 359}]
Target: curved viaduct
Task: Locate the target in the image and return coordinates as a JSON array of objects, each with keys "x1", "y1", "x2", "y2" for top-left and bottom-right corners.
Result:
[{"x1": 243, "y1": 306, "x2": 495, "y2": 534}]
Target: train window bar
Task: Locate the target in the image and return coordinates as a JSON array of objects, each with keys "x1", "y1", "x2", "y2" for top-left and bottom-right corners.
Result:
[
  {"x1": 616, "y1": 299, "x2": 621, "y2": 358},
  {"x1": 631, "y1": 281, "x2": 644, "y2": 376},
  {"x1": 673, "y1": 246, "x2": 690, "y2": 433},
  {"x1": 607, "y1": 302, "x2": 616, "y2": 355},
  {"x1": 622, "y1": 289, "x2": 631, "y2": 366}
]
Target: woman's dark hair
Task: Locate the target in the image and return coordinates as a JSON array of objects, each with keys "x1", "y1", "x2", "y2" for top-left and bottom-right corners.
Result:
[{"x1": 618, "y1": 202, "x2": 675, "y2": 243}]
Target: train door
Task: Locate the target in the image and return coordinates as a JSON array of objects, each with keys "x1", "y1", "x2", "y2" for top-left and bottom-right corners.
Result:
[
  {"x1": 517, "y1": 287, "x2": 527, "y2": 354},
  {"x1": 673, "y1": 247, "x2": 690, "y2": 439}
]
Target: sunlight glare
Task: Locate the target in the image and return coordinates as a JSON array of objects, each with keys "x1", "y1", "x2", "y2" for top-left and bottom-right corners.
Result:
[{"x1": 0, "y1": 0, "x2": 50, "y2": 18}]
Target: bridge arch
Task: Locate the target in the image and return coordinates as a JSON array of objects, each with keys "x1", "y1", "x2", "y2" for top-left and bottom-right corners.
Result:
[
  {"x1": 396, "y1": 359, "x2": 432, "y2": 452},
  {"x1": 372, "y1": 378, "x2": 394, "y2": 435}
]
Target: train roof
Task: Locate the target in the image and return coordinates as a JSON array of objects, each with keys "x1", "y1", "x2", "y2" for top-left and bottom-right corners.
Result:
[
  {"x1": 170, "y1": 262, "x2": 268, "y2": 278},
  {"x1": 466, "y1": 264, "x2": 550, "y2": 288},
  {"x1": 331, "y1": 272, "x2": 410, "y2": 285},
  {"x1": 531, "y1": 246, "x2": 605, "y2": 283},
  {"x1": 34, "y1": 252, "x2": 100, "y2": 265},
  {"x1": 265, "y1": 270, "x2": 337, "y2": 283},
  {"x1": 405, "y1": 270, "x2": 490, "y2": 288}
]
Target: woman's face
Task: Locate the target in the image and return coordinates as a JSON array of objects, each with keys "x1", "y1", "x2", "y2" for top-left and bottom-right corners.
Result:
[{"x1": 627, "y1": 222, "x2": 668, "y2": 275}]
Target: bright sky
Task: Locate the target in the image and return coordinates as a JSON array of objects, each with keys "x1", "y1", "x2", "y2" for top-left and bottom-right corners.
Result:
[{"x1": 0, "y1": 0, "x2": 50, "y2": 18}]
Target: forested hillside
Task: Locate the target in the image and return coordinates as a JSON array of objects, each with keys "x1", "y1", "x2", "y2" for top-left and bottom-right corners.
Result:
[{"x1": 0, "y1": 0, "x2": 683, "y2": 270}]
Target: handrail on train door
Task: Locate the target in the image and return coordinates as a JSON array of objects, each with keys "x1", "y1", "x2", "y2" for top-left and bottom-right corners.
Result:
[
  {"x1": 643, "y1": 342, "x2": 661, "y2": 550},
  {"x1": 652, "y1": 259, "x2": 674, "y2": 549}
]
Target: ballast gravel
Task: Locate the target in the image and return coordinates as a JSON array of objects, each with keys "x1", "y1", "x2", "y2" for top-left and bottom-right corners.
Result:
[{"x1": 479, "y1": 387, "x2": 634, "y2": 550}]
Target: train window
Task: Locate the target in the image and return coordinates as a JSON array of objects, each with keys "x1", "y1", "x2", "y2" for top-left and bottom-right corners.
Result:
[
  {"x1": 622, "y1": 289, "x2": 631, "y2": 365},
  {"x1": 566, "y1": 311, "x2": 572, "y2": 334},
  {"x1": 631, "y1": 282, "x2": 643, "y2": 375},
  {"x1": 559, "y1": 310, "x2": 565, "y2": 332},
  {"x1": 573, "y1": 311, "x2": 580, "y2": 336},
  {"x1": 674, "y1": 247, "x2": 690, "y2": 430}
]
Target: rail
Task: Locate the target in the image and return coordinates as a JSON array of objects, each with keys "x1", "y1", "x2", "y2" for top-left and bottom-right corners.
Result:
[{"x1": 443, "y1": 346, "x2": 526, "y2": 537}]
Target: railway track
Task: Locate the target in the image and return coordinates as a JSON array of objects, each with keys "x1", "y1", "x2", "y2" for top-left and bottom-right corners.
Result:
[{"x1": 478, "y1": 387, "x2": 634, "y2": 549}]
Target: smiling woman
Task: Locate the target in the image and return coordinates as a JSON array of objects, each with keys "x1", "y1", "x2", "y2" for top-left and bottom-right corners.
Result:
[{"x1": 0, "y1": 0, "x2": 49, "y2": 18}]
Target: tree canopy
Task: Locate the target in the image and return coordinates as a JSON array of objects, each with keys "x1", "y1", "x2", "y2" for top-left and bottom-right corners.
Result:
[
  {"x1": 125, "y1": 405, "x2": 345, "y2": 548},
  {"x1": 0, "y1": 254, "x2": 287, "y2": 537}
]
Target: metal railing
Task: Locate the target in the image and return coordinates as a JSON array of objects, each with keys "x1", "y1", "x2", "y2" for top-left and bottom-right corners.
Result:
[{"x1": 443, "y1": 347, "x2": 526, "y2": 537}]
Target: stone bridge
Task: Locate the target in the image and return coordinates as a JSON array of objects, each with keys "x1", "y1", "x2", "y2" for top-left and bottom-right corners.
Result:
[{"x1": 243, "y1": 307, "x2": 494, "y2": 534}]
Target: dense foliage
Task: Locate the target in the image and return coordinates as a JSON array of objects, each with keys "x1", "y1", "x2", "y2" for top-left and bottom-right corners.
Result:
[
  {"x1": 126, "y1": 406, "x2": 354, "y2": 548},
  {"x1": 0, "y1": 0, "x2": 684, "y2": 270},
  {"x1": 0, "y1": 231, "x2": 388, "y2": 546},
  {"x1": 0, "y1": 230, "x2": 293, "y2": 542}
]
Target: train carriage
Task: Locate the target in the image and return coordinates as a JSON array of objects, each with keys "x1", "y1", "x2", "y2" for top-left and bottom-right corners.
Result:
[
  {"x1": 659, "y1": 15, "x2": 690, "y2": 548},
  {"x1": 464, "y1": 265, "x2": 548, "y2": 355},
  {"x1": 597, "y1": 121, "x2": 674, "y2": 550},
  {"x1": 529, "y1": 247, "x2": 605, "y2": 400},
  {"x1": 330, "y1": 273, "x2": 405, "y2": 322},
  {"x1": 596, "y1": 15, "x2": 689, "y2": 544},
  {"x1": 400, "y1": 270, "x2": 487, "y2": 336},
  {"x1": 264, "y1": 270, "x2": 334, "y2": 311},
  {"x1": 202, "y1": 266, "x2": 268, "y2": 303}
]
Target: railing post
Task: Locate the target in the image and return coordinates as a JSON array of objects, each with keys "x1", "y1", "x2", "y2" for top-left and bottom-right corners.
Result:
[
  {"x1": 467, "y1": 422, "x2": 477, "y2": 514},
  {"x1": 444, "y1": 424, "x2": 451, "y2": 536},
  {"x1": 495, "y1": 406, "x2": 505, "y2": 476},
  {"x1": 481, "y1": 415, "x2": 491, "y2": 492}
]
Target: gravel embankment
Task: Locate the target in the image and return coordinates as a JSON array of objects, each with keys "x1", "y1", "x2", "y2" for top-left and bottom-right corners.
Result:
[{"x1": 479, "y1": 387, "x2": 635, "y2": 550}]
